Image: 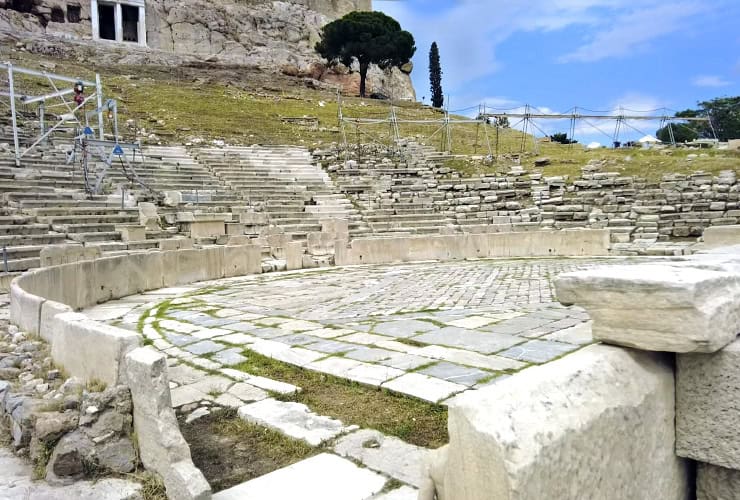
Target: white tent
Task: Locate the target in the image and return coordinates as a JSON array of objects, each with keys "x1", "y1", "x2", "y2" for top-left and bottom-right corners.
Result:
[
  {"x1": 585, "y1": 141, "x2": 602, "y2": 149},
  {"x1": 638, "y1": 135, "x2": 661, "y2": 144}
]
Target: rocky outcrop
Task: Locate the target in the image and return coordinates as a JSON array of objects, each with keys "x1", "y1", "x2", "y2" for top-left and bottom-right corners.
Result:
[
  {"x1": 0, "y1": 0, "x2": 416, "y2": 100},
  {"x1": 0, "y1": 322, "x2": 139, "y2": 485}
]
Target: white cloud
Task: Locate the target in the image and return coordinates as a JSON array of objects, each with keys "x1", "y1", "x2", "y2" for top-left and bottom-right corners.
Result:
[
  {"x1": 377, "y1": 0, "x2": 722, "y2": 99},
  {"x1": 558, "y1": 3, "x2": 702, "y2": 63},
  {"x1": 692, "y1": 75, "x2": 732, "y2": 87}
]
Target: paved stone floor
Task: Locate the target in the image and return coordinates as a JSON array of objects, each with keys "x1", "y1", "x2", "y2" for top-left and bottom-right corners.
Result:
[{"x1": 80, "y1": 258, "x2": 630, "y2": 498}]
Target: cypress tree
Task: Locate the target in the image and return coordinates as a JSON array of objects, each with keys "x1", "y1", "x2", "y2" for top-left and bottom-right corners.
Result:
[{"x1": 429, "y1": 42, "x2": 444, "y2": 108}]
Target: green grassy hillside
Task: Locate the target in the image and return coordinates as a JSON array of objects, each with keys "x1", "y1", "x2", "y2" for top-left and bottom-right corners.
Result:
[{"x1": 3, "y1": 48, "x2": 738, "y2": 181}]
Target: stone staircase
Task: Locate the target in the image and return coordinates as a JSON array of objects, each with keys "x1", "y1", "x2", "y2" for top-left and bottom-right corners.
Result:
[
  {"x1": 0, "y1": 141, "x2": 227, "y2": 275},
  {"x1": 326, "y1": 144, "x2": 457, "y2": 236},
  {"x1": 194, "y1": 146, "x2": 369, "y2": 239}
]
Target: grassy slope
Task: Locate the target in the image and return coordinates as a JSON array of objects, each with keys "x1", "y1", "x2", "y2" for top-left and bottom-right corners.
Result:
[{"x1": 3, "y1": 48, "x2": 738, "y2": 181}]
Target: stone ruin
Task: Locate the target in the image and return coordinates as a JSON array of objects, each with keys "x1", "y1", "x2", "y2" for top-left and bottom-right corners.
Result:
[
  {"x1": 0, "y1": 89, "x2": 739, "y2": 497},
  {"x1": 420, "y1": 245, "x2": 740, "y2": 500}
]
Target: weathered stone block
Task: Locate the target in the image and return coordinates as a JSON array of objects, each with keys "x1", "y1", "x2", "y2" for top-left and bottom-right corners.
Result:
[
  {"x1": 124, "y1": 348, "x2": 211, "y2": 500},
  {"x1": 9, "y1": 281, "x2": 44, "y2": 336},
  {"x1": 223, "y1": 245, "x2": 261, "y2": 278},
  {"x1": 438, "y1": 345, "x2": 688, "y2": 500},
  {"x1": 225, "y1": 222, "x2": 245, "y2": 235},
  {"x1": 697, "y1": 463, "x2": 740, "y2": 500},
  {"x1": 556, "y1": 263, "x2": 740, "y2": 353},
  {"x1": 307, "y1": 232, "x2": 335, "y2": 256},
  {"x1": 51, "y1": 312, "x2": 141, "y2": 386},
  {"x1": 39, "y1": 244, "x2": 100, "y2": 267},
  {"x1": 116, "y1": 225, "x2": 146, "y2": 242},
  {"x1": 38, "y1": 300, "x2": 73, "y2": 343},
  {"x1": 238, "y1": 211, "x2": 267, "y2": 225},
  {"x1": 677, "y1": 337, "x2": 740, "y2": 468},
  {"x1": 187, "y1": 219, "x2": 225, "y2": 238},
  {"x1": 139, "y1": 202, "x2": 160, "y2": 230},
  {"x1": 286, "y1": 241, "x2": 303, "y2": 271},
  {"x1": 703, "y1": 225, "x2": 740, "y2": 248},
  {"x1": 226, "y1": 235, "x2": 250, "y2": 246},
  {"x1": 320, "y1": 218, "x2": 349, "y2": 237}
]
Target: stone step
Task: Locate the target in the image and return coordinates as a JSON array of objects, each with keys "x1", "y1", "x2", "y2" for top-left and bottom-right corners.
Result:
[
  {"x1": 0, "y1": 233, "x2": 67, "y2": 246},
  {"x1": 28, "y1": 207, "x2": 139, "y2": 217},
  {"x1": 0, "y1": 223, "x2": 51, "y2": 235},
  {"x1": 0, "y1": 216, "x2": 33, "y2": 225},
  {"x1": 52, "y1": 223, "x2": 117, "y2": 234},
  {"x1": 17, "y1": 199, "x2": 123, "y2": 209},
  {"x1": 2, "y1": 256, "x2": 40, "y2": 272},
  {"x1": 68, "y1": 231, "x2": 122, "y2": 243},
  {"x1": 365, "y1": 213, "x2": 448, "y2": 223},
  {"x1": 369, "y1": 220, "x2": 451, "y2": 230},
  {"x1": 126, "y1": 240, "x2": 161, "y2": 250},
  {"x1": 87, "y1": 241, "x2": 129, "y2": 252},
  {"x1": 39, "y1": 211, "x2": 139, "y2": 222},
  {"x1": 0, "y1": 244, "x2": 46, "y2": 259}
]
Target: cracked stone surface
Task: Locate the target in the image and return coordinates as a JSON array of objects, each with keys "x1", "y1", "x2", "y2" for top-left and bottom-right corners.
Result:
[
  {"x1": 238, "y1": 399, "x2": 356, "y2": 446},
  {"x1": 334, "y1": 429, "x2": 430, "y2": 488},
  {"x1": 213, "y1": 453, "x2": 387, "y2": 500}
]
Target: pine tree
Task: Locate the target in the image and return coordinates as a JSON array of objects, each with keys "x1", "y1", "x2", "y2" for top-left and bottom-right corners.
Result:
[
  {"x1": 429, "y1": 42, "x2": 444, "y2": 108},
  {"x1": 316, "y1": 12, "x2": 416, "y2": 98}
]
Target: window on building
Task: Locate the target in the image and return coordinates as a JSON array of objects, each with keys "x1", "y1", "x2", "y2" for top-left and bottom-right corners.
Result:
[
  {"x1": 10, "y1": 0, "x2": 35, "y2": 13},
  {"x1": 50, "y1": 7, "x2": 65, "y2": 22},
  {"x1": 121, "y1": 5, "x2": 139, "y2": 43},
  {"x1": 67, "y1": 5, "x2": 81, "y2": 23},
  {"x1": 97, "y1": 3, "x2": 116, "y2": 40}
]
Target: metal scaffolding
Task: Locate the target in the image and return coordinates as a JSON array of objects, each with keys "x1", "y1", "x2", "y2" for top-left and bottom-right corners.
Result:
[
  {"x1": 1, "y1": 62, "x2": 105, "y2": 166},
  {"x1": 336, "y1": 94, "x2": 717, "y2": 157}
]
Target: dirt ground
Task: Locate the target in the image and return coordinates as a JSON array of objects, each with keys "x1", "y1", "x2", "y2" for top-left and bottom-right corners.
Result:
[{"x1": 178, "y1": 408, "x2": 317, "y2": 492}]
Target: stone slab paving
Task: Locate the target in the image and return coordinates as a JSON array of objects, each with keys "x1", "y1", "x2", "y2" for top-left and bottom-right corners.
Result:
[
  {"x1": 213, "y1": 453, "x2": 386, "y2": 500},
  {"x1": 82, "y1": 258, "x2": 641, "y2": 496},
  {"x1": 334, "y1": 429, "x2": 430, "y2": 488},
  {"x1": 238, "y1": 398, "x2": 357, "y2": 446},
  {"x1": 88, "y1": 259, "x2": 632, "y2": 409}
]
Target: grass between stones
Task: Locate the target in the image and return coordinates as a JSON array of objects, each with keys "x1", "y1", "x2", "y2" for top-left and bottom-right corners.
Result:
[
  {"x1": 180, "y1": 408, "x2": 317, "y2": 492},
  {"x1": 0, "y1": 418, "x2": 11, "y2": 448},
  {"x1": 234, "y1": 351, "x2": 449, "y2": 449}
]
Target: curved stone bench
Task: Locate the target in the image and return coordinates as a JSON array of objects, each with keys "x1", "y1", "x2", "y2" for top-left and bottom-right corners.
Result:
[{"x1": 9, "y1": 245, "x2": 261, "y2": 500}]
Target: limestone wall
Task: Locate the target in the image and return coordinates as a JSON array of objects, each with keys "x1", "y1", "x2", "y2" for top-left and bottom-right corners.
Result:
[
  {"x1": 440, "y1": 345, "x2": 688, "y2": 500},
  {"x1": 325, "y1": 145, "x2": 739, "y2": 249},
  {"x1": 9, "y1": 244, "x2": 261, "y2": 390},
  {"x1": 335, "y1": 229, "x2": 611, "y2": 266}
]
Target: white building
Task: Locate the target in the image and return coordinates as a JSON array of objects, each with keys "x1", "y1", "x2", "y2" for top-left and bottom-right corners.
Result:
[{"x1": 90, "y1": 0, "x2": 147, "y2": 47}]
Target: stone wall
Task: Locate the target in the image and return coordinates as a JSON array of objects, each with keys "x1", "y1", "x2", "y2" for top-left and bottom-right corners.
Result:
[
  {"x1": 324, "y1": 144, "x2": 739, "y2": 250},
  {"x1": 335, "y1": 229, "x2": 610, "y2": 266},
  {"x1": 6, "y1": 244, "x2": 266, "y2": 499},
  {"x1": 431, "y1": 166, "x2": 739, "y2": 244},
  {"x1": 437, "y1": 345, "x2": 688, "y2": 500}
]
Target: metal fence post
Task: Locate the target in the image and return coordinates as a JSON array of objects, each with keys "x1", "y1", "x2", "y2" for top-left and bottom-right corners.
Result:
[{"x1": 7, "y1": 64, "x2": 20, "y2": 166}]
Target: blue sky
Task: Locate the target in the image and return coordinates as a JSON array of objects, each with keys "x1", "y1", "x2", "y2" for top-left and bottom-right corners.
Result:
[{"x1": 375, "y1": 0, "x2": 740, "y2": 143}]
